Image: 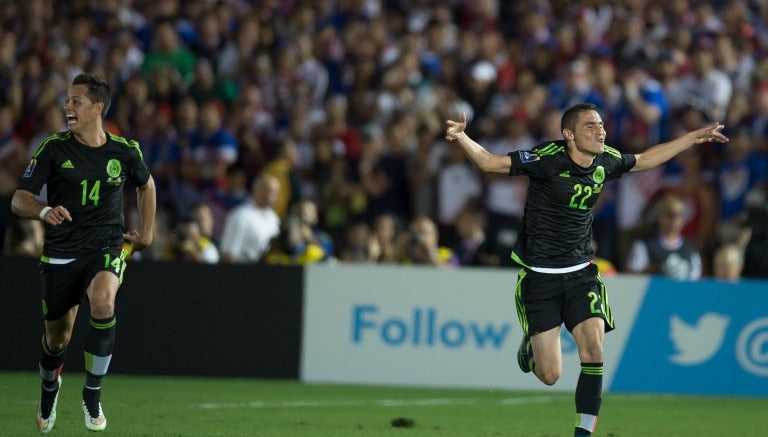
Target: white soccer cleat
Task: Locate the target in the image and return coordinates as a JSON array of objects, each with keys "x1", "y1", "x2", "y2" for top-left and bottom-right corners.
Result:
[
  {"x1": 82, "y1": 399, "x2": 107, "y2": 431},
  {"x1": 36, "y1": 376, "x2": 61, "y2": 434}
]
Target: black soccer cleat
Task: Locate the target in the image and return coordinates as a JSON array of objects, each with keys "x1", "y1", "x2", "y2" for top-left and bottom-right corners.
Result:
[{"x1": 517, "y1": 335, "x2": 535, "y2": 373}]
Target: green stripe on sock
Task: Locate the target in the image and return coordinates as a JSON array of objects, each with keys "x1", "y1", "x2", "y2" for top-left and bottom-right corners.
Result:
[
  {"x1": 581, "y1": 365, "x2": 604, "y2": 376},
  {"x1": 90, "y1": 317, "x2": 117, "y2": 330}
]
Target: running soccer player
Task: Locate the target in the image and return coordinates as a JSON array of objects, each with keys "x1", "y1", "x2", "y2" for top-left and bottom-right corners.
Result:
[
  {"x1": 444, "y1": 103, "x2": 727, "y2": 436},
  {"x1": 11, "y1": 73, "x2": 156, "y2": 433}
]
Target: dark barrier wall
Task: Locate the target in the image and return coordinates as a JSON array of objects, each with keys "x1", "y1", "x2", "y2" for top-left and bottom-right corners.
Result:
[{"x1": 0, "y1": 257, "x2": 303, "y2": 378}]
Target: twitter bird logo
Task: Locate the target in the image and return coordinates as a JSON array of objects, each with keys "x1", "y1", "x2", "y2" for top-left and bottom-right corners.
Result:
[{"x1": 669, "y1": 313, "x2": 729, "y2": 365}]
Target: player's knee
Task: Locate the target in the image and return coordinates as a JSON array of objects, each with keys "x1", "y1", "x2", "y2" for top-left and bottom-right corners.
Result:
[
  {"x1": 47, "y1": 332, "x2": 72, "y2": 352},
  {"x1": 579, "y1": 341, "x2": 604, "y2": 362},
  {"x1": 89, "y1": 300, "x2": 115, "y2": 319},
  {"x1": 536, "y1": 367, "x2": 561, "y2": 386}
]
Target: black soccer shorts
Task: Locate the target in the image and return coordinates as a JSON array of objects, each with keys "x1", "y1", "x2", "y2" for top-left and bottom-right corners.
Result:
[
  {"x1": 39, "y1": 246, "x2": 129, "y2": 321},
  {"x1": 515, "y1": 263, "x2": 614, "y2": 335}
]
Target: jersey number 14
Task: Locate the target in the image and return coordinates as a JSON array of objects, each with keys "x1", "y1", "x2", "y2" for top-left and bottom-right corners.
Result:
[{"x1": 80, "y1": 180, "x2": 100, "y2": 206}]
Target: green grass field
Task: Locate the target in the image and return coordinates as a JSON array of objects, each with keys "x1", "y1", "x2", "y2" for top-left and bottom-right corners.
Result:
[{"x1": 1, "y1": 372, "x2": 767, "y2": 436}]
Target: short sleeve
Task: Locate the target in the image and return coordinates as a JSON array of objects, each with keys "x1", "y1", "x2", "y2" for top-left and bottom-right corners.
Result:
[
  {"x1": 128, "y1": 140, "x2": 151, "y2": 187},
  {"x1": 508, "y1": 150, "x2": 548, "y2": 177},
  {"x1": 17, "y1": 147, "x2": 53, "y2": 195}
]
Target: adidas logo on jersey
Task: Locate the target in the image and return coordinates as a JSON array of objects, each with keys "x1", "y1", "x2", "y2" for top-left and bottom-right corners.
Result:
[
  {"x1": 559, "y1": 170, "x2": 570, "y2": 178},
  {"x1": 61, "y1": 160, "x2": 74, "y2": 169}
]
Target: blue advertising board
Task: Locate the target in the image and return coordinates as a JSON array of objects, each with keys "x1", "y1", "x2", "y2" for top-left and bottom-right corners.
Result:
[{"x1": 610, "y1": 278, "x2": 768, "y2": 396}]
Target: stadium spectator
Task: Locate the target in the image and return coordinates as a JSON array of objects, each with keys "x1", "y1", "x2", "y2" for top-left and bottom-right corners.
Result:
[
  {"x1": 746, "y1": 75, "x2": 768, "y2": 153},
  {"x1": 294, "y1": 197, "x2": 334, "y2": 258},
  {"x1": 262, "y1": 137, "x2": 300, "y2": 220},
  {"x1": 180, "y1": 99, "x2": 238, "y2": 213},
  {"x1": 338, "y1": 221, "x2": 375, "y2": 263},
  {"x1": 668, "y1": 37, "x2": 733, "y2": 123},
  {"x1": 453, "y1": 207, "x2": 499, "y2": 267},
  {"x1": 742, "y1": 190, "x2": 768, "y2": 278},
  {"x1": 168, "y1": 215, "x2": 220, "y2": 264},
  {"x1": 140, "y1": 19, "x2": 196, "y2": 86},
  {"x1": 264, "y1": 199, "x2": 331, "y2": 266},
  {"x1": 0, "y1": 104, "x2": 27, "y2": 251},
  {"x1": 625, "y1": 193, "x2": 703, "y2": 280},
  {"x1": 657, "y1": 148, "x2": 718, "y2": 252},
  {"x1": 188, "y1": 58, "x2": 238, "y2": 107},
  {"x1": 216, "y1": 12, "x2": 262, "y2": 80},
  {"x1": 396, "y1": 215, "x2": 458, "y2": 267},
  {"x1": 409, "y1": 123, "x2": 439, "y2": 220},
  {"x1": 483, "y1": 110, "x2": 534, "y2": 266},
  {"x1": 3, "y1": 218, "x2": 44, "y2": 257},
  {"x1": 712, "y1": 243, "x2": 745, "y2": 282},
  {"x1": 716, "y1": 127, "x2": 768, "y2": 225},
  {"x1": 546, "y1": 59, "x2": 604, "y2": 112},
  {"x1": 435, "y1": 136, "x2": 482, "y2": 246},
  {"x1": 219, "y1": 173, "x2": 280, "y2": 264},
  {"x1": 370, "y1": 212, "x2": 399, "y2": 264},
  {"x1": 360, "y1": 114, "x2": 414, "y2": 225}
]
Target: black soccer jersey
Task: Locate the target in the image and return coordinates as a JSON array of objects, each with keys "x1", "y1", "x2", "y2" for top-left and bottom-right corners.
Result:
[
  {"x1": 18, "y1": 131, "x2": 151, "y2": 258},
  {"x1": 508, "y1": 140, "x2": 636, "y2": 268}
]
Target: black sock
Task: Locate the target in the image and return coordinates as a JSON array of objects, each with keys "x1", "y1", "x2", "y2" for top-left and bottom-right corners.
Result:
[
  {"x1": 574, "y1": 362, "x2": 603, "y2": 436},
  {"x1": 40, "y1": 334, "x2": 66, "y2": 391},
  {"x1": 83, "y1": 316, "x2": 116, "y2": 391}
]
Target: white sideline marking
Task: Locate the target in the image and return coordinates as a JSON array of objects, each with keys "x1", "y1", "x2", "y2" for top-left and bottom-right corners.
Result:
[{"x1": 195, "y1": 395, "x2": 568, "y2": 410}]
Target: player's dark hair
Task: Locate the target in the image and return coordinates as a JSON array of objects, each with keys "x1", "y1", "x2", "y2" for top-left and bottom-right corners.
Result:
[
  {"x1": 561, "y1": 103, "x2": 598, "y2": 132},
  {"x1": 72, "y1": 73, "x2": 111, "y2": 116}
]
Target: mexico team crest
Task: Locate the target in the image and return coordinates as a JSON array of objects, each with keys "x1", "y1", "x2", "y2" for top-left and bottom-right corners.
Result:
[
  {"x1": 106, "y1": 159, "x2": 124, "y2": 185},
  {"x1": 593, "y1": 166, "x2": 605, "y2": 184},
  {"x1": 106, "y1": 159, "x2": 122, "y2": 177}
]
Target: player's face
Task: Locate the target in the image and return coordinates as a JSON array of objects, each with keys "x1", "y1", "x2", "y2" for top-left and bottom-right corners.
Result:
[
  {"x1": 568, "y1": 110, "x2": 606, "y2": 157},
  {"x1": 64, "y1": 85, "x2": 102, "y2": 134}
]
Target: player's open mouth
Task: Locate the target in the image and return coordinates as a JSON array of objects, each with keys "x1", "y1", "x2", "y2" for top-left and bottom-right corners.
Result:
[{"x1": 66, "y1": 114, "x2": 77, "y2": 125}]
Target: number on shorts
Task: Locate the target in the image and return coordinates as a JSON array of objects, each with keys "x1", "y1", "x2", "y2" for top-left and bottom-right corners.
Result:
[{"x1": 588, "y1": 291, "x2": 604, "y2": 315}]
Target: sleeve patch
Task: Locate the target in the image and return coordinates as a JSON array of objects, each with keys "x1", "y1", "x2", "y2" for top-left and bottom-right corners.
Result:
[
  {"x1": 518, "y1": 150, "x2": 540, "y2": 163},
  {"x1": 22, "y1": 159, "x2": 37, "y2": 178}
]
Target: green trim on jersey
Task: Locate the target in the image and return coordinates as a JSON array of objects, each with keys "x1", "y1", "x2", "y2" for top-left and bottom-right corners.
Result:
[
  {"x1": 108, "y1": 132, "x2": 145, "y2": 160},
  {"x1": 31, "y1": 132, "x2": 72, "y2": 158},
  {"x1": 515, "y1": 269, "x2": 529, "y2": 335},
  {"x1": 538, "y1": 142, "x2": 565, "y2": 156},
  {"x1": 602, "y1": 145, "x2": 622, "y2": 159}
]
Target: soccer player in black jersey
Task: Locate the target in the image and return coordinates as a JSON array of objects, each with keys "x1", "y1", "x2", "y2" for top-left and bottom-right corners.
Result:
[
  {"x1": 445, "y1": 103, "x2": 727, "y2": 436},
  {"x1": 11, "y1": 73, "x2": 156, "y2": 433}
]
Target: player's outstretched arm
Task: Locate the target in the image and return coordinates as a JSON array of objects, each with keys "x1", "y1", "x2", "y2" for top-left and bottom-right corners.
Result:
[
  {"x1": 124, "y1": 175, "x2": 156, "y2": 251},
  {"x1": 631, "y1": 122, "x2": 728, "y2": 172},
  {"x1": 445, "y1": 112, "x2": 511, "y2": 174}
]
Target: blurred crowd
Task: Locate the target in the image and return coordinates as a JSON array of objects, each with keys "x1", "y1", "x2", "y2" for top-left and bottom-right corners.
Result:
[{"x1": 1, "y1": 0, "x2": 768, "y2": 280}]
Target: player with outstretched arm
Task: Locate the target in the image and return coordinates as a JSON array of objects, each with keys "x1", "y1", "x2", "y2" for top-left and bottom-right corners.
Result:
[{"x1": 444, "y1": 103, "x2": 727, "y2": 436}]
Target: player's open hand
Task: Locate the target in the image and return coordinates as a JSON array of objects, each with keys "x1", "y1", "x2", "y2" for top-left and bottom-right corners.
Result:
[
  {"x1": 693, "y1": 123, "x2": 729, "y2": 144},
  {"x1": 445, "y1": 112, "x2": 467, "y2": 141}
]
